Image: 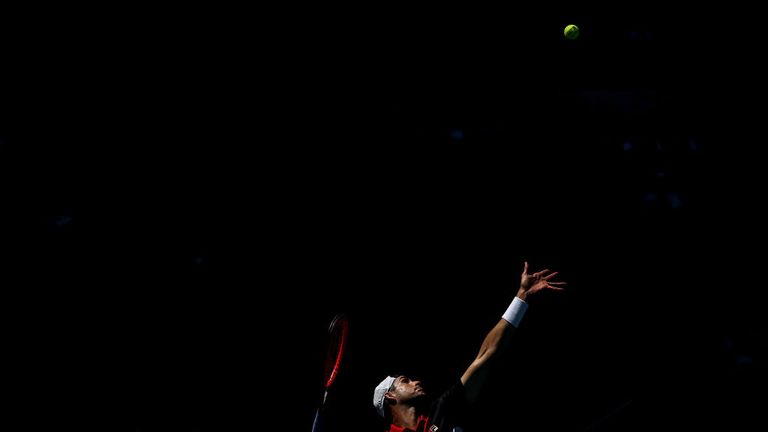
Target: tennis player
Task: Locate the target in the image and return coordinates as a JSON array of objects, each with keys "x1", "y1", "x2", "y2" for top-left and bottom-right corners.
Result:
[{"x1": 372, "y1": 262, "x2": 565, "y2": 432}]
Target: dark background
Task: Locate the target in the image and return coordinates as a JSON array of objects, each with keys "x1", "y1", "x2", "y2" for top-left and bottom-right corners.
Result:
[{"x1": 1, "y1": 5, "x2": 764, "y2": 431}]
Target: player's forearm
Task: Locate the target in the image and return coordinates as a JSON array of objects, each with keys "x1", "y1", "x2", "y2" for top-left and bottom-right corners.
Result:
[
  {"x1": 475, "y1": 318, "x2": 513, "y2": 361},
  {"x1": 461, "y1": 319, "x2": 516, "y2": 403},
  {"x1": 461, "y1": 293, "x2": 528, "y2": 402}
]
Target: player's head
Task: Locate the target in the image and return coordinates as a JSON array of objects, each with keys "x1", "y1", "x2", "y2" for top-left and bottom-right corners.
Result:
[{"x1": 373, "y1": 375, "x2": 427, "y2": 418}]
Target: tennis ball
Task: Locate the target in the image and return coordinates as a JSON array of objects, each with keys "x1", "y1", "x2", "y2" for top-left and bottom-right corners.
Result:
[{"x1": 564, "y1": 24, "x2": 580, "y2": 40}]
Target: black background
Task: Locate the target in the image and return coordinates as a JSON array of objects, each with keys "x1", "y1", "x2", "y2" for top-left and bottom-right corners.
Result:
[{"x1": 1, "y1": 5, "x2": 764, "y2": 431}]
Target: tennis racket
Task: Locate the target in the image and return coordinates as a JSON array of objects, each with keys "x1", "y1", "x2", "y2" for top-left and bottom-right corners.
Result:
[{"x1": 311, "y1": 313, "x2": 349, "y2": 432}]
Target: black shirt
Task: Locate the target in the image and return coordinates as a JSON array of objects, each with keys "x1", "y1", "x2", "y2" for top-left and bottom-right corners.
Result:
[{"x1": 387, "y1": 380, "x2": 466, "y2": 432}]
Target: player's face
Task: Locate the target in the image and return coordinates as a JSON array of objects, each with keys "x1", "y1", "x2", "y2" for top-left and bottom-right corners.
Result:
[{"x1": 390, "y1": 375, "x2": 426, "y2": 402}]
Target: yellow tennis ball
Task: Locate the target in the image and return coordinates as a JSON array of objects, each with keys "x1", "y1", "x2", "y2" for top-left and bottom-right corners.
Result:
[{"x1": 564, "y1": 24, "x2": 580, "y2": 40}]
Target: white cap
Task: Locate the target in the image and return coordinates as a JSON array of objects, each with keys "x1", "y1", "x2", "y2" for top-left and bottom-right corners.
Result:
[{"x1": 372, "y1": 376, "x2": 397, "y2": 417}]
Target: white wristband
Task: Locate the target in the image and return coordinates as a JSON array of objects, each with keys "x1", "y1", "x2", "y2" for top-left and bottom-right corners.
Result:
[{"x1": 501, "y1": 297, "x2": 528, "y2": 327}]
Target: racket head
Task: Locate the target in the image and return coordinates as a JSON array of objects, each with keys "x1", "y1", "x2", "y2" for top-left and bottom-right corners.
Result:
[{"x1": 322, "y1": 313, "x2": 349, "y2": 389}]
